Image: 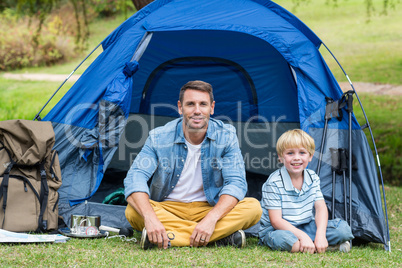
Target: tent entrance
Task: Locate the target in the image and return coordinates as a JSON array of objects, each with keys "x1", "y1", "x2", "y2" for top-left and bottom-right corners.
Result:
[
  {"x1": 139, "y1": 56, "x2": 258, "y2": 121},
  {"x1": 130, "y1": 30, "x2": 299, "y2": 122}
]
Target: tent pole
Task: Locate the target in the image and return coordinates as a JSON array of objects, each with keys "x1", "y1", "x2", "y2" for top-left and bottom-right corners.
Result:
[
  {"x1": 329, "y1": 147, "x2": 339, "y2": 219},
  {"x1": 346, "y1": 91, "x2": 354, "y2": 247},
  {"x1": 33, "y1": 43, "x2": 103, "y2": 121},
  {"x1": 317, "y1": 97, "x2": 334, "y2": 175},
  {"x1": 316, "y1": 115, "x2": 328, "y2": 175},
  {"x1": 130, "y1": 32, "x2": 153, "y2": 62},
  {"x1": 339, "y1": 148, "x2": 348, "y2": 223},
  {"x1": 322, "y1": 42, "x2": 391, "y2": 251}
]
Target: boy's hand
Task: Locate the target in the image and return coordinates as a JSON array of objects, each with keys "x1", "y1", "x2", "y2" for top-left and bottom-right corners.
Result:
[
  {"x1": 314, "y1": 235, "x2": 328, "y2": 253},
  {"x1": 314, "y1": 200, "x2": 329, "y2": 253},
  {"x1": 299, "y1": 233, "x2": 315, "y2": 254}
]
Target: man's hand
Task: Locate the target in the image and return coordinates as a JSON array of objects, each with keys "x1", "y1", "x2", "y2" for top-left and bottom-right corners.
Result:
[
  {"x1": 127, "y1": 193, "x2": 169, "y2": 249},
  {"x1": 189, "y1": 195, "x2": 238, "y2": 247},
  {"x1": 314, "y1": 234, "x2": 328, "y2": 253},
  {"x1": 299, "y1": 233, "x2": 316, "y2": 254},
  {"x1": 190, "y1": 217, "x2": 217, "y2": 247},
  {"x1": 144, "y1": 216, "x2": 170, "y2": 249}
]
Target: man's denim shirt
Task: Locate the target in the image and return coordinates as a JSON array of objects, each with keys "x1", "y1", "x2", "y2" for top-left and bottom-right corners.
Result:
[{"x1": 124, "y1": 117, "x2": 247, "y2": 206}]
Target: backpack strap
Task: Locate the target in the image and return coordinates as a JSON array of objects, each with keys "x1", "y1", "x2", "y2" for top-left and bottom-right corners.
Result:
[
  {"x1": 37, "y1": 162, "x2": 49, "y2": 232},
  {"x1": 0, "y1": 159, "x2": 15, "y2": 229},
  {"x1": 0, "y1": 140, "x2": 15, "y2": 229},
  {"x1": 49, "y1": 150, "x2": 60, "y2": 181},
  {"x1": 52, "y1": 193, "x2": 59, "y2": 212}
]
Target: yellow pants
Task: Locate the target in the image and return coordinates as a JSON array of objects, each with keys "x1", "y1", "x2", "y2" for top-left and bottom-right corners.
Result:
[{"x1": 125, "y1": 197, "x2": 262, "y2": 247}]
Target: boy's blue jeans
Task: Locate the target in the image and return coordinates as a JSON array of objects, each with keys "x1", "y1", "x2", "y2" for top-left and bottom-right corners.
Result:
[{"x1": 260, "y1": 218, "x2": 354, "y2": 251}]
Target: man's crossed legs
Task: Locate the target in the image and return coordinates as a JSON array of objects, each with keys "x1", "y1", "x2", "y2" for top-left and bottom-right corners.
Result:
[{"x1": 126, "y1": 197, "x2": 262, "y2": 248}]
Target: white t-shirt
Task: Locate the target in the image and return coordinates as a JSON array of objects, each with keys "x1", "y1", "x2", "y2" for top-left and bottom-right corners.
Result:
[{"x1": 165, "y1": 139, "x2": 207, "y2": 202}]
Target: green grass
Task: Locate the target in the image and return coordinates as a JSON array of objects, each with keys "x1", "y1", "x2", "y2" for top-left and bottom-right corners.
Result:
[
  {"x1": 0, "y1": 78, "x2": 73, "y2": 121},
  {"x1": 0, "y1": 184, "x2": 400, "y2": 267},
  {"x1": 275, "y1": 0, "x2": 402, "y2": 85},
  {"x1": 353, "y1": 94, "x2": 402, "y2": 186}
]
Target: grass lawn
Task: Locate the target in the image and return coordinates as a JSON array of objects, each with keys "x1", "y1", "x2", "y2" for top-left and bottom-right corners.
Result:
[
  {"x1": 274, "y1": 0, "x2": 402, "y2": 85},
  {"x1": 0, "y1": 184, "x2": 400, "y2": 267},
  {"x1": 353, "y1": 94, "x2": 402, "y2": 185},
  {"x1": 0, "y1": 78, "x2": 73, "y2": 121}
]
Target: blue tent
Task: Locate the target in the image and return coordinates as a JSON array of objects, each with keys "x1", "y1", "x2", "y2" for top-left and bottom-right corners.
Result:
[{"x1": 41, "y1": 0, "x2": 389, "y2": 249}]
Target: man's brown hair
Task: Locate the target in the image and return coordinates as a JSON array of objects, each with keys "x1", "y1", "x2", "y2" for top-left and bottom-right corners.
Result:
[{"x1": 179, "y1": 80, "x2": 214, "y2": 103}]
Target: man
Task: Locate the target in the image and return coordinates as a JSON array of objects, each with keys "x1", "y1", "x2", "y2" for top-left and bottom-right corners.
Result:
[{"x1": 124, "y1": 80, "x2": 262, "y2": 249}]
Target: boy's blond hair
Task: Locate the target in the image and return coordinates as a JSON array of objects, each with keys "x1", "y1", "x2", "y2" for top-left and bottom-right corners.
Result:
[{"x1": 276, "y1": 129, "x2": 315, "y2": 156}]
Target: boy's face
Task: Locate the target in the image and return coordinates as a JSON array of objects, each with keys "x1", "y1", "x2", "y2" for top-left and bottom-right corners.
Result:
[{"x1": 279, "y1": 147, "x2": 313, "y2": 179}]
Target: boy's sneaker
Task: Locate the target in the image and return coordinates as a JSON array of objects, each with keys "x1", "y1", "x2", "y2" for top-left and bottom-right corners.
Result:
[
  {"x1": 140, "y1": 228, "x2": 154, "y2": 250},
  {"x1": 339, "y1": 241, "x2": 351, "y2": 253},
  {"x1": 327, "y1": 241, "x2": 351, "y2": 253},
  {"x1": 215, "y1": 230, "x2": 246, "y2": 248}
]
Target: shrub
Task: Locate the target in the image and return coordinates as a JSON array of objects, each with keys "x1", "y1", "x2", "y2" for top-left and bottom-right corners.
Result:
[
  {"x1": 0, "y1": 16, "x2": 75, "y2": 70},
  {"x1": 0, "y1": 1, "x2": 135, "y2": 71},
  {"x1": 0, "y1": 8, "x2": 77, "y2": 71},
  {"x1": 0, "y1": 2, "x2": 98, "y2": 71}
]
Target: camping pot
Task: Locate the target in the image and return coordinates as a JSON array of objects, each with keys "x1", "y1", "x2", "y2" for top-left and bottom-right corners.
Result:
[{"x1": 70, "y1": 215, "x2": 101, "y2": 235}]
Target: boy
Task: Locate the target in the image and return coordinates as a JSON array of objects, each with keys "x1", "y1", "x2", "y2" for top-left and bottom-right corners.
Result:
[{"x1": 259, "y1": 129, "x2": 354, "y2": 253}]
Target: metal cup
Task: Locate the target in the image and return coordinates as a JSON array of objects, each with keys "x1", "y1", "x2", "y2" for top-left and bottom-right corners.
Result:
[{"x1": 70, "y1": 215, "x2": 101, "y2": 235}]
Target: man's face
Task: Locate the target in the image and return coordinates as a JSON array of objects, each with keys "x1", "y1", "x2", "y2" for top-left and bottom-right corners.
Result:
[{"x1": 178, "y1": 89, "x2": 215, "y2": 132}]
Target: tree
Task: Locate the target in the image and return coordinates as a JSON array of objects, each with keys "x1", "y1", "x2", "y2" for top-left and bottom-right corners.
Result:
[
  {"x1": 16, "y1": 0, "x2": 59, "y2": 48},
  {"x1": 131, "y1": 0, "x2": 153, "y2": 11},
  {"x1": 13, "y1": 0, "x2": 90, "y2": 51},
  {"x1": 70, "y1": 0, "x2": 90, "y2": 50}
]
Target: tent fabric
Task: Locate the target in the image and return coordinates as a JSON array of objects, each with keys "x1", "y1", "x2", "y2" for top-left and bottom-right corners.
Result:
[
  {"x1": 45, "y1": 0, "x2": 360, "y2": 130},
  {"x1": 42, "y1": 0, "x2": 388, "y2": 248},
  {"x1": 52, "y1": 61, "x2": 138, "y2": 206}
]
